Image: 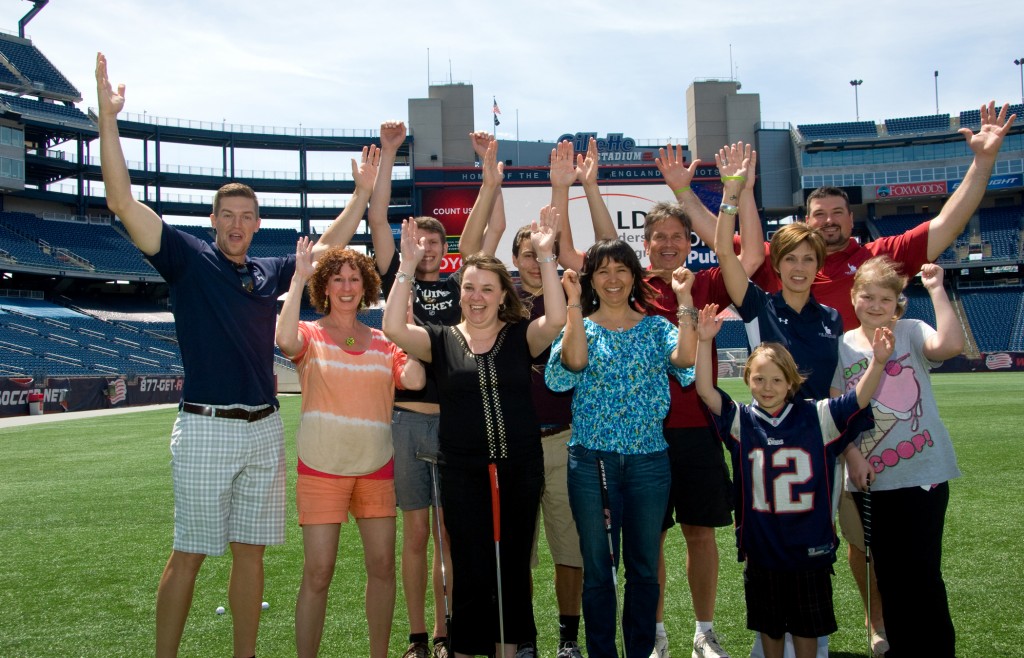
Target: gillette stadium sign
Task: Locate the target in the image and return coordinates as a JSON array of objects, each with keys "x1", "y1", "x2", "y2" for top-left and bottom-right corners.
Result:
[{"x1": 556, "y1": 132, "x2": 647, "y2": 162}]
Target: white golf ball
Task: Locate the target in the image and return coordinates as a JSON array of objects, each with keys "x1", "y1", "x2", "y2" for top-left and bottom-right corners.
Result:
[
  {"x1": 215, "y1": 606, "x2": 225, "y2": 615},
  {"x1": 261, "y1": 601, "x2": 270, "y2": 610}
]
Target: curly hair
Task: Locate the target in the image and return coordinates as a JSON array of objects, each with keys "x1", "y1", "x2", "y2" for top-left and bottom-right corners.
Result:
[
  {"x1": 306, "y1": 247, "x2": 381, "y2": 314},
  {"x1": 580, "y1": 239, "x2": 656, "y2": 315},
  {"x1": 460, "y1": 252, "x2": 529, "y2": 323}
]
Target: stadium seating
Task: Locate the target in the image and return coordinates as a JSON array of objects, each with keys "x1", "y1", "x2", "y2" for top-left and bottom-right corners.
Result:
[
  {"x1": 796, "y1": 121, "x2": 878, "y2": 140},
  {"x1": 977, "y1": 206, "x2": 1023, "y2": 261},
  {"x1": 0, "y1": 212, "x2": 158, "y2": 276},
  {"x1": 0, "y1": 33, "x2": 81, "y2": 99},
  {"x1": 884, "y1": 114, "x2": 950, "y2": 135},
  {"x1": 959, "y1": 104, "x2": 1024, "y2": 131},
  {"x1": 0, "y1": 300, "x2": 183, "y2": 378},
  {"x1": 871, "y1": 213, "x2": 932, "y2": 238},
  {"x1": 959, "y1": 287, "x2": 1022, "y2": 352},
  {"x1": 0, "y1": 94, "x2": 92, "y2": 128}
]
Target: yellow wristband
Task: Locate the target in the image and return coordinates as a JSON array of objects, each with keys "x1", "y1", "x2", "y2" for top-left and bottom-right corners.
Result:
[
  {"x1": 673, "y1": 186, "x2": 691, "y2": 195},
  {"x1": 721, "y1": 175, "x2": 746, "y2": 182}
]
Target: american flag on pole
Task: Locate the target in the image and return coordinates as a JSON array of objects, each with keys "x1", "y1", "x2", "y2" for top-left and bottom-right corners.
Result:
[{"x1": 492, "y1": 97, "x2": 501, "y2": 127}]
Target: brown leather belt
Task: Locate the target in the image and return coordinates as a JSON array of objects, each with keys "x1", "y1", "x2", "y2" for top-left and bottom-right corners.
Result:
[
  {"x1": 182, "y1": 402, "x2": 276, "y2": 423},
  {"x1": 540, "y1": 424, "x2": 572, "y2": 438}
]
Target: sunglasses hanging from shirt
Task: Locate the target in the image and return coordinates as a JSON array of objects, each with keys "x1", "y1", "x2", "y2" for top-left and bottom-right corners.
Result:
[{"x1": 234, "y1": 263, "x2": 255, "y2": 292}]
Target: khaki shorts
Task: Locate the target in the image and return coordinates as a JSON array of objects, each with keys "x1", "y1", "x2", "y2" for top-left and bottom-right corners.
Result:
[
  {"x1": 530, "y1": 428, "x2": 583, "y2": 569},
  {"x1": 296, "y1": 473, "x2": 397, "y2": 525}
]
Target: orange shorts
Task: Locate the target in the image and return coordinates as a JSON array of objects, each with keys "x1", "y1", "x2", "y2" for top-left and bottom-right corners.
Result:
[{"x1": 296, "y1": 474, "x2": 397, "y2": 525}]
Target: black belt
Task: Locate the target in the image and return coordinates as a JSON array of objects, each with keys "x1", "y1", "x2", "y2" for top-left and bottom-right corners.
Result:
[
  {"x1": 182, "y1": 402, "x2": 276, "y2": 423},
  {"x1": 540, "y1": 424, "x2": 572, "y2": 438}
]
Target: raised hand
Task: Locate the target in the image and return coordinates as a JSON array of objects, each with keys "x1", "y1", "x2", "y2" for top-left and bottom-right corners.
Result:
[
  {"x1": 531, "y1": 205, "x2": 558, "y2": 256},
  {"x1": 744, "y1": 148, "x2": 758, "y2": 191},
  {"x1": 549, "y1": 139, "x2": 577, "y2": 188},
  {"x1": 481, "y1": 139, "x2": 504, "y2": 187},
  {"x1": 352, "y1": 145, "x2": 380, "y2": 192},
  {"x1": 470, "y1": 131, "x2": 495, "y2": 160},
  {"x1": 696, "y1": 304, "x2": 722, "y2": 341},
  {"x1": 655, "y1": 143, "x2": 699, "y2": 191},
  {"x1": 294, "y1": 236, "x2": 316, "y2": 282},
  {"x1": 715, "y1": 141, "x2": 751, "y2": 180},
  {"x1": 400, "y1": 218, "x2": 426, "y2": 268},
  {"x1": 872, "y1": 326, "x2": 895, "y2": 363},
  {"x1": 575, "y1": 137, "x2": 600, "y2": 186},
  {"x1": 95, "y1": 52, "x2": 125, "y2": 117},
  {"x1": 920, "y1": 263, "x2": 944, "y2": 293},
  {"x1": 958, "y1": 101, "x2": 1017, "y2": 160},
  {"x1": 561, "y1": 269, "x2": 582, "y2": 303},
  {"x1": 380, "y1": 121, "x2": 407, "y2": 152},
  {"x1": 671, "y1": 266, "x2": 695, "y2": 299}
]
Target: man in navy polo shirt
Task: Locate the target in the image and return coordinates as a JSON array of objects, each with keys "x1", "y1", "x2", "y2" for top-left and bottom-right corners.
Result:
[{"x1": 96, "y1": 53, "x2": 379, "y2": 658}]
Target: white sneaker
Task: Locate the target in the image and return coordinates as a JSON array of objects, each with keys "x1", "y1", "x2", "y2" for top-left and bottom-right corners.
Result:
[
  {"x1": 692, "y1": 630, "x2": 730, "y2": 658},
  {"x1": 650, "y1": 633, "x2": 670, "y2": 658},
  {"x1": 871, "y1": 628, "x2": 889, "y2": 657}
]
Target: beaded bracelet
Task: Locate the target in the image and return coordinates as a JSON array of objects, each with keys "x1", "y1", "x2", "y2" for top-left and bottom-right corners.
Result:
[
  {"x1": 537, "y1": 255, "x2": 557, "y2": 263},
  {"x1": 719, "y1": 203, "x2": 739, "y2": 215}
]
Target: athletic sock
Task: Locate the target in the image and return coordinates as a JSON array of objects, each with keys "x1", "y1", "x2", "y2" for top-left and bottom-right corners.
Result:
[
  {"x1": 695, "y1": 620, "x2": 713, "y2": 638},
  {"x1": 410, "y1": 632, "x2": 429, "y2": 644},
  {"x1": 655, "y1": 622, "x2": 667, "y2": 638},
  {"x1": 558, "y1": 614, "x2": 581, "y2": 643}
]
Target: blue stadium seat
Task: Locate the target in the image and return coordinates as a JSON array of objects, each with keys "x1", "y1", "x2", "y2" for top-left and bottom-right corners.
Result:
[
  {"x1": 884, "y1": 114, "x2": 951, "y2": 135},
  {"x1": 796, "y1": 121, "x2": 878, "y2": 140},
  {"x1": 0, "y1": 34, "x2": 81, "y2": 99}
]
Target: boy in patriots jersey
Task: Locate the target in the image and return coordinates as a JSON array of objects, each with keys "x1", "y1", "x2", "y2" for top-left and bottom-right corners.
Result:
[{"x1": 694, "y1": 304, "x2": 892, "y2": 658}]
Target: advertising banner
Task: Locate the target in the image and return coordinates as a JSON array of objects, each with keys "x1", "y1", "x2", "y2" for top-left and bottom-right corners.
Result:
[{"x1": 0, "y1": 375, "x2": 185, "y2": 418}]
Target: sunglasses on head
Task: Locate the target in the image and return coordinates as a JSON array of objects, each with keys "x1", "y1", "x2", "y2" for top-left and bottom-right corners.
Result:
[{"x1": 234, "y1": 263, "x2": 254, "y2": 293}]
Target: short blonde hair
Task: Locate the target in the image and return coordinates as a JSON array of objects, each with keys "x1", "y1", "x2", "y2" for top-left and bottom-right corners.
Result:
[
  {"x1": 743, "y1": 342, "x2": 806, "y2": 401},
  {"x1": 851, "y1": 256, "x2": 908, "y2": 320}
]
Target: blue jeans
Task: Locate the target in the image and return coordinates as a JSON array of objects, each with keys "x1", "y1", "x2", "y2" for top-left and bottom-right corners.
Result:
[{"x1": 567, "y1": 445, "x2": 670, "y2": 658}]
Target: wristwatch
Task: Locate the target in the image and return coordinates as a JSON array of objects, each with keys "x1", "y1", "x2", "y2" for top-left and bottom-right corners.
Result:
[{"x1": 396, "y1": 270, "x2": 414, "y2": 284}]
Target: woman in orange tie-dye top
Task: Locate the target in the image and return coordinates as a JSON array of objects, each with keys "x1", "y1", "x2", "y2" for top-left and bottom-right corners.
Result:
[{"x1": 277, "y1": 238, "x2": 425, "y2": 658}]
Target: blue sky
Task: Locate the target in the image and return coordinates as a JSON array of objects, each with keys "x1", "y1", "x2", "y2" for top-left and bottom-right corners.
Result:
[{"x1": 3, "y1": 1, "x2": 1023, "y2": 144}]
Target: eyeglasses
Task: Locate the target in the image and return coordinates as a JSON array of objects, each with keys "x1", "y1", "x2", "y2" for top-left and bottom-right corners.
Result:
[{"x1": 234, "y1": 263, "x2": 255, "y2": 293}]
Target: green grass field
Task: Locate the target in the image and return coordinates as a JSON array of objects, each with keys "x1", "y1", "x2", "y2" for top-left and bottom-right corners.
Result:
[{"x1": 2, "y1": 372, "x2": 1022, "y2": 657}]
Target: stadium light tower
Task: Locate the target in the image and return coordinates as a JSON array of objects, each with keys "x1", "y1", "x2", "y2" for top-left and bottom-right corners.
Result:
[
  {"x1": 934, "y1": 70, "x2": 940, "y2": 114},
  {"x1": 1015, "y1": 59, "x2": 1024, "y2": 105},
  {"x1": 850, "y1": 79, "x2": 863, "y2": 121}
]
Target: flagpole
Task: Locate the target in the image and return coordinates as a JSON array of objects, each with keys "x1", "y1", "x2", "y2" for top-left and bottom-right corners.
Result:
[{"x1": 516, "y1": 110, "x2": 520, "y2": 165}]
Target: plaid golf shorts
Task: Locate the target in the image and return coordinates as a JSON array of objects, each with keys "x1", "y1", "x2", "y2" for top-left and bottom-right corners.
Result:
[{"x1": 169, "y1": 404, "x2": 286, "y2": 555}]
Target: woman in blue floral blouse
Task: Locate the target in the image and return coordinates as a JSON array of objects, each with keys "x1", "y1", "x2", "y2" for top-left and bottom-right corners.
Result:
[{"x1": 546, "y1": 239, "x2": 697, "y2": 658}]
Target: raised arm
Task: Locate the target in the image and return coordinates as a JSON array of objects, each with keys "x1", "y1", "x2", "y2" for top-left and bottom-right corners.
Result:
[
  {"x1": 656, "y1": 144, "x2": 719, "y2": 248},
  {"x1": 525, "y1": 206, "x2": 568, "y2": 356},
  {"x1": 695, "y1": 303, "x2": 724, "y2": 415},
  {"x1": 95, "y1": 53, "x2": 163, "y2": 255},
  {"x1": 459, "y1": 135, "x2": 504, "y2": 257},
  {"x1": 314, "y1": 145, "x2": 380, "y2": 256},
  {"x1": 550, "y1": 139, "x2": 583, "y2": 272},
  {"x1": 382, "y1": 220, "x2": 432, "y2": 361},
  {"x1": 927, "y1": 102, "x2": 1017, "y2": 260},
  {"x1": 577, "y1": 137, "x2": 616, "y2": 241},
  {"x1": 919, "y1": 264, "x2": 964, "y2": 360},
  {"x1": 367, "y1": 121, "x2": 405, "y2": 273},
  {"x1": 855, "y1": 327, "x2": 895, "y2": 409},
  {"x1": 670, "y1": 267, "x2": 699, "y2": 368},
  {"x1": 398, "y1": 355, "x2": 426, "y2": 391},
  {"x1": 276, "y1": 237, "x2": 315, "y2": 358},
  {"x1": 557, "y1": 269, "x2": 588, "y2": 371},
  {"x1": 737, "y1": 148, "x2": 765, "y2": 276},
  {"x1": 714, "y1": 143, "x2": 753, "y2": 306}
]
